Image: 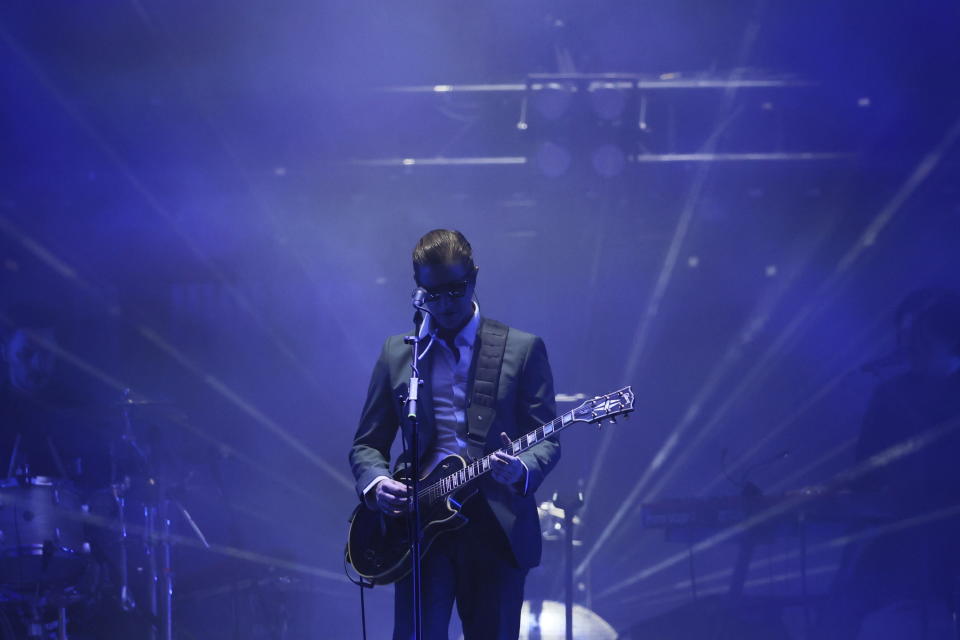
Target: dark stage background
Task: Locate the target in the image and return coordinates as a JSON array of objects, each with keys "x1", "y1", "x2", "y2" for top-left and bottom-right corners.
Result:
[{"x1": 2, "y1": 1, "x2": 959, "y2": 638}]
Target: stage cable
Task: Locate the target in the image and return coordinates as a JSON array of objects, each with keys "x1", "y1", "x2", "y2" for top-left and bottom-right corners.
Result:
[
  {"x1": 360, "y1": 580, "x2": 369, "y2": 640},
  {"x1": 342, "y1": 546, "x2": 373, "y2": 640}
]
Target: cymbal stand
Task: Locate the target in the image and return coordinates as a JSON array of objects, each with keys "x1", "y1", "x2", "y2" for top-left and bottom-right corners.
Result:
[
  {"x1": 142, "y1": 494, "x2": 200, "y2": 640},
  {"x1": 119, "y1": 389, "x2": 149, "y2": 463},
  {"x1": 161, "y1": 510, "x2": 173, "y2": 640},
  {"x1": 116, "y1": 389, "x2": 183, "y2": 640},
  {"x1": 56, "y1": 607, "x2": 66, "y2": 640},
  {"x1": 145, "y1": 503, "x2": 159, "y2": 640},
  {"x1": 554, "y1": 487, "x2": 584, "y2": 640},
  {"x1": 113, "y1": 399, "x2": 140, "y2": 613}
]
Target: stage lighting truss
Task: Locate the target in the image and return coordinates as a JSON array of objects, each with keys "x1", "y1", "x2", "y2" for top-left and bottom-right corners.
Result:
[{"x1": 356, "y1": 72, "x2": 862, "y2": 174}]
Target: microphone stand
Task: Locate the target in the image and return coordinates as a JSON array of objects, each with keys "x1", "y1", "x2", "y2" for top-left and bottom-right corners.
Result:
[{"x1": 403, "y1": 300, "x2": 432, "y2": 640}]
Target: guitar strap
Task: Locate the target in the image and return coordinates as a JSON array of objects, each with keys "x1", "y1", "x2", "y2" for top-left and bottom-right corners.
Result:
[{"x1": 465, "y1": 318, "x2": 508, "y2": 458}]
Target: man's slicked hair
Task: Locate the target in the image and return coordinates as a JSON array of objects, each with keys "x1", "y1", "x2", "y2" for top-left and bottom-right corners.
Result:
[{"x1": 412, "y1": 229, "x2": 474, "y2": 275}]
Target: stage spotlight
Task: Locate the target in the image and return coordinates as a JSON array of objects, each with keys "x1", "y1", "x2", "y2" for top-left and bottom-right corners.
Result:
[
  {"x1": 531, "y1": 83, "x2": 576, "y2": 121},
  {"x1": 588, "y1": 82, "x2": 629, "y2": 121},
  {"x1": 535, "y1": 141, "x2": 572, "y2": 178},
  {"x1": 590, "y1": 143, "x2": 626, "y2": 178}
]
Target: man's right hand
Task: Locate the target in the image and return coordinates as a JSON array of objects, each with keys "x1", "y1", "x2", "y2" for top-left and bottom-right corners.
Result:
[{"x1": 367, "y1": 478, "x2": 409, "y2": 517}]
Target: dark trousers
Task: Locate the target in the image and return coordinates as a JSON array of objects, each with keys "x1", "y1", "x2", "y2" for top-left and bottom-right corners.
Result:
[{"x1": 393, "y1": 497, "x2": 528, "y2": 640}]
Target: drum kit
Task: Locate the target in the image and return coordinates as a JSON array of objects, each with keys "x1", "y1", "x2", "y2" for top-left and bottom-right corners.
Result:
[{"x1": 0, "y1": 390, "x2": 210, "y2": 640}]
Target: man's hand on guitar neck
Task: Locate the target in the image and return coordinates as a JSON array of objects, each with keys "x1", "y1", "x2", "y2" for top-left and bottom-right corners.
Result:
[
  {"x1": 491, "y1": 432, "x2": 529, "y2": 494},
  {"x1": 367, "y1": 478, "x2": 409, "y2": 517}
]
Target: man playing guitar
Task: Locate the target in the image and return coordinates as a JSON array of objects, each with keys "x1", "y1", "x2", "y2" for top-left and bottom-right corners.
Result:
[{"x1": 348, "y1": 229, "x2": 561, "y2": 640}]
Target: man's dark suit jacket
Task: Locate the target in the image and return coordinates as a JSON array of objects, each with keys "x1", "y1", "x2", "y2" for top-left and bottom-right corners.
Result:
[{"x1": 349, "y1": 317, "x2": 560, "y2": 569}]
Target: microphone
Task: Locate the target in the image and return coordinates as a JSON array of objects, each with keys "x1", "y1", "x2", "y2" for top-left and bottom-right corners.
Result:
[
  {"x1": 409, "y1": 288, "x2": 433, "y2": 347},
  {"x1": 412, "y1": 287, "x2": 428, "y2": 309}
]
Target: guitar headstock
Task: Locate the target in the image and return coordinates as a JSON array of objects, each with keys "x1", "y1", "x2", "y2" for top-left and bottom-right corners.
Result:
[{"x1": 572, "y1": 386, "x2": 635, "y2": 425}]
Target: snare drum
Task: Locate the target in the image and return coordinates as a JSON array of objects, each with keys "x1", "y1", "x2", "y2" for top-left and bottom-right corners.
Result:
[{"x1": 0, "y1": 476, "x2": 90, "y2": 591}]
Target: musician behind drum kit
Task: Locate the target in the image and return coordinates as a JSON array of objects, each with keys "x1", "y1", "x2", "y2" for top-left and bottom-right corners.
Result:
[
  {"x1": 0, "y1": 306, "x2": 169, "y2": 638},
  {"x1": 0, "y1": 306, "x2": 95, "y2": 633},
  {"x1": 0, "y1": 304, "x2": 99, "y2": 484}
]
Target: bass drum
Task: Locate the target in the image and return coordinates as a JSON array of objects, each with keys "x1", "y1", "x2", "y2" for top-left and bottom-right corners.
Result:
[
  {"x1": 0, "y1": 476, "x2": 93, "y2": 594},
  {"x1": 454, "y1": 600, "x2": 618, "y2": 640}
]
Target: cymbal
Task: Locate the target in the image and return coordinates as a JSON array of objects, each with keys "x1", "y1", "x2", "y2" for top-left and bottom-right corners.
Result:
[
  {"x1": 116, "y1": 400, "x2": 172, "y2": 408},
  {"x1": 457, "y1": 600, "x2": 617, "y2": 640},
  {"x1": 112, "y1": 394, "x2": 177, "y2": 408}
]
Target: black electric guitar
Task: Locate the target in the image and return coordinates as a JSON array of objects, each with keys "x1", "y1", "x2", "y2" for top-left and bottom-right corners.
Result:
[{"x1": 345, "y1": 386, "x2": 634, "y2": 585}]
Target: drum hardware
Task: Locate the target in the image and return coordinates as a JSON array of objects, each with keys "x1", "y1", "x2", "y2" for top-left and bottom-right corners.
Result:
[
  {"x1": 553, "y1": 486, "x2": 586, "y2": 640},
  {"x1": 56, "y1": 607, "x2": 66, "y2": 640},
  {"x1": 0, "y1": 472, "x2": 98, "y2": 639},
  {"x1": 0, "y1": 389, "x2": 213, "y2": 639},
  {"x1": 113, "y1": 488, "x2": 136, "y2": 613},
  {"x1": 0, "y1": 476, "x2": 91, "y2": 592},
  {"x1": 10, "y1": 597, "x2": 72, "y2": 640},
  {"x1": 146, "y1": 503, "x2": 159, "y2": 640},
  {"x1": 109, "y1": 388, "x2": 211, "y2": 640}
]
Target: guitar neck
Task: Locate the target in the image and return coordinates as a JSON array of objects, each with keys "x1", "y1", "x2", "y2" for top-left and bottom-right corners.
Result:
[{"x1": 418, "y1": 408, "x2": 578, "y2": 502}]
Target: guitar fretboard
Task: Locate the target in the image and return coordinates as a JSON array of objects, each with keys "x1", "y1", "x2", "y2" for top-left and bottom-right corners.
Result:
[{"x1": 417, "y1": 410, "x2": 576, "y2": 504}]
